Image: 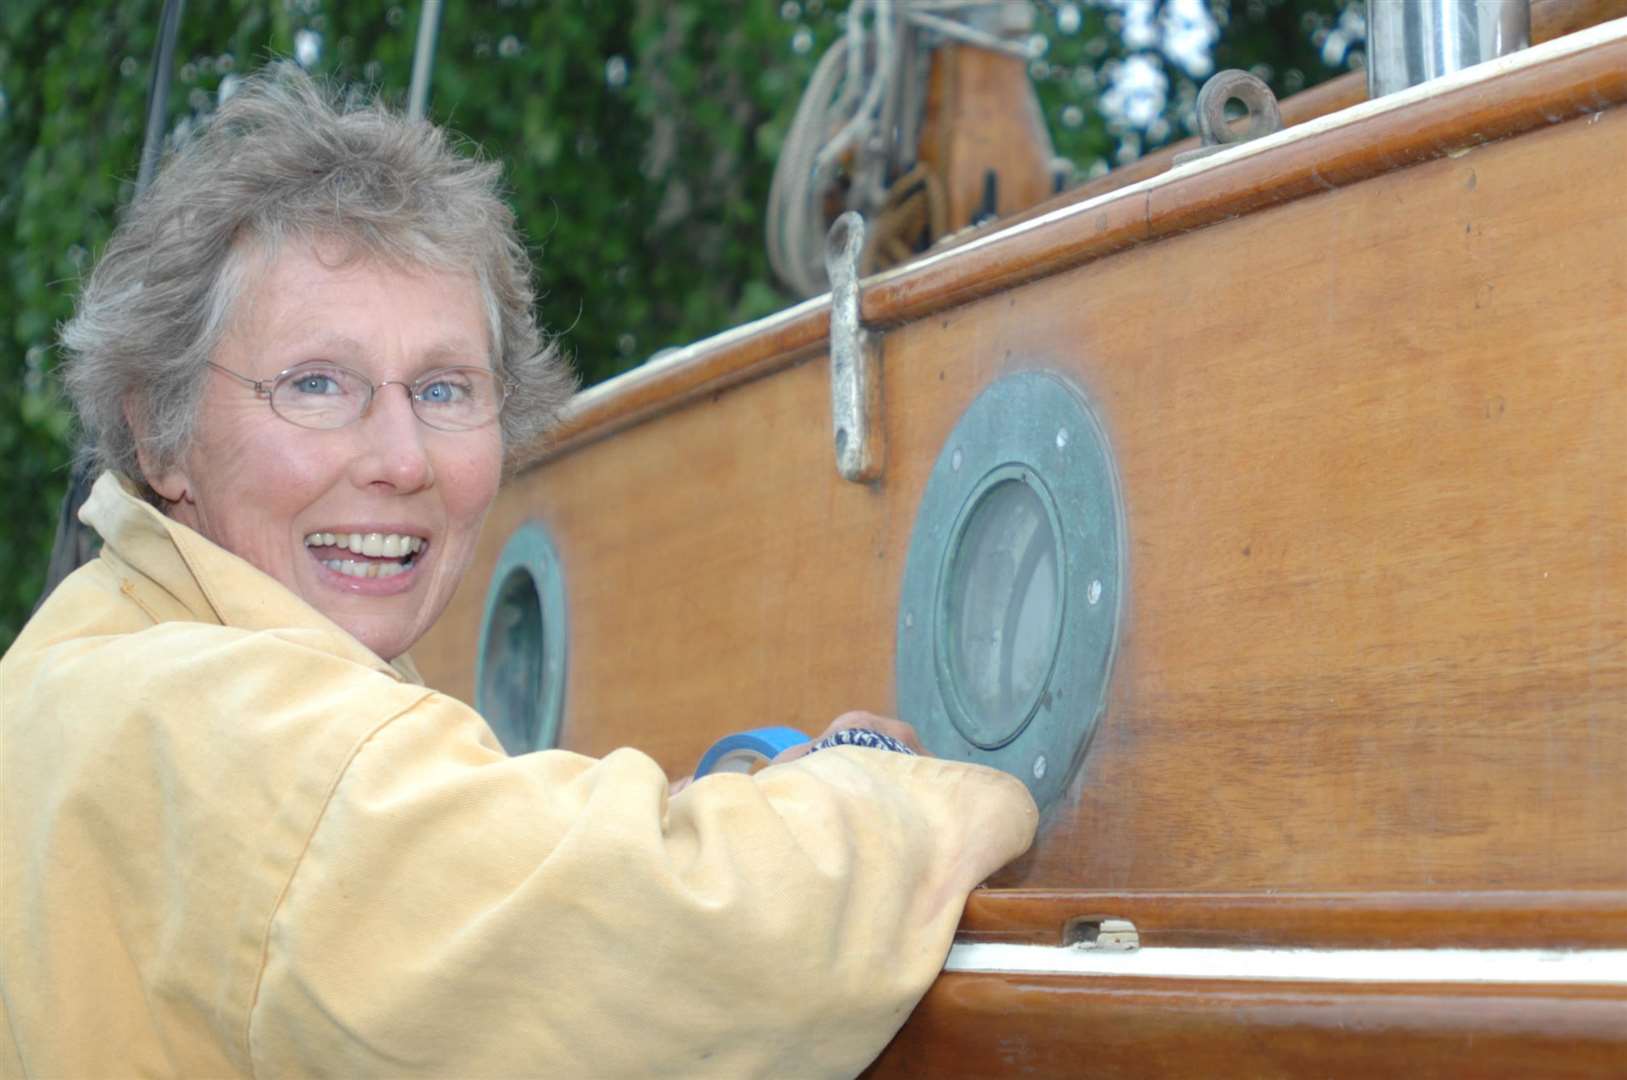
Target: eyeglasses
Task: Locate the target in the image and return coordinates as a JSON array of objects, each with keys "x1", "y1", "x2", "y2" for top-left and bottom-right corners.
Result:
[{"x1": 207, "y1": 360, "x2": 509, "y2": 432}]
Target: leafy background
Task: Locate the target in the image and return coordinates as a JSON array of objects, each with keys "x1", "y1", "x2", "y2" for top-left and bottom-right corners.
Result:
[{"x1": 0, "y1": 0, "x2": 1362, "y2": 650}]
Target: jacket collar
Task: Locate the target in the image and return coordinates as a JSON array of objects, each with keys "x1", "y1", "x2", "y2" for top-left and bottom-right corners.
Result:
[{"x1": 81, "y1": 472, "x2": 417, "y2": 682}]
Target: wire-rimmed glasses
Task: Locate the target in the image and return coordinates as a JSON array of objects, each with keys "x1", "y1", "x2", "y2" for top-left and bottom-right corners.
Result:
[{"x1": 206, "y1": 360, "x2": 508, "y2": 432}]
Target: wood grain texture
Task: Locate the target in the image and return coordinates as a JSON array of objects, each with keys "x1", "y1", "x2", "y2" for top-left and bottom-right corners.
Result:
[
  {"x1": 916, "y1": 44, "x2": 1057, "y2": 233},
  {"x1": 862, "y1": 975, "x2": 1627, "y2": 1078},
  {"x1": 990, "y1": 105, "x2": 1627, "y2": 894},
  {"x1": 416, "y1": 95, "x2": 1627, "y2": 896},
  {"x1": 1537, "y1": 0, "x2": 1627, "y2": 39}
]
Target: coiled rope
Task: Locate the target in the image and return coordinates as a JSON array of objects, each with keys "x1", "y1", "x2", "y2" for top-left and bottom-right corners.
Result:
[{"x1": 766, "y1": 0, "x2": 1041, "y2": 296}]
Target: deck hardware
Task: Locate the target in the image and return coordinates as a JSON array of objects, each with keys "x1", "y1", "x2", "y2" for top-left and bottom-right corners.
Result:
[
  {"x1": 1367, "y1": 0, "x2": 1530, "y2": 98},
  {"x1": 1173, "y1": 69, "x2": 1283, "y2": 165},
  {"x1": 897, "y1": 371, "x2": 1125, "y2": 811},
  {"x1": 1067, "y1": 918, "x2": 1141, "y2": 952},
  {"x1": 825, "y1": 211, "x2": 885, "y2": 483}
]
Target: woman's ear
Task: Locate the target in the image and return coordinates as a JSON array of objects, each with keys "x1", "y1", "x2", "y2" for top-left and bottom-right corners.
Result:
[{"x1": 125, "y1": 398, "x2": 192, "y2": 506}]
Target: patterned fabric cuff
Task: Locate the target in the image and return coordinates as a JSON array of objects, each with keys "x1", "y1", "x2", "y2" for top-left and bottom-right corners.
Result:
[{"x1": 809, "y1": 727, "x2": 917, "y2": 756}]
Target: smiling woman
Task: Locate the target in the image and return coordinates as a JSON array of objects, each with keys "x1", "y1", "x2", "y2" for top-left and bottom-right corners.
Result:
[
  {"x1": 0, "y1": 63, "x2": 1037, "y2": 1078},
  {"x1": 148, "y1": 244, "x2": 504, "y2": 660}
]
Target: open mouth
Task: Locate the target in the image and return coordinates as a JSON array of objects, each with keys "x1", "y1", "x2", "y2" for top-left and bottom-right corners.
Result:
[{"x1": 303, "y1": 531, "x2": 427, "y2": 580}]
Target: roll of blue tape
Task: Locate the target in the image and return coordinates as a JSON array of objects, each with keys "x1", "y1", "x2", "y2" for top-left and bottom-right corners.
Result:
[{"x1": 694, "y1": 726, "x2": 811, "y2": 777}]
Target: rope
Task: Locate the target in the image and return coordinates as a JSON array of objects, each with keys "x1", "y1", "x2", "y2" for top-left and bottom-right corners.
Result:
[
  {"x1": 765, "y1": 1, "x2": 1043, "y2": 296},
  {"x1": 766, "y1": 34, "x2": 853, "y2": 296},
  {"x1": 863, "y1": 162, "x2": 947, "y2": 276}
]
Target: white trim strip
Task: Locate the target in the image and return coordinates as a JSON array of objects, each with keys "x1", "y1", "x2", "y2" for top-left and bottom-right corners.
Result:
[
  {"x1": 945, "y1": 943, "x2": 1627, "y2": 986},
  {"x1": 561, "y1": 292, "x2": 829, "y2": 421}
]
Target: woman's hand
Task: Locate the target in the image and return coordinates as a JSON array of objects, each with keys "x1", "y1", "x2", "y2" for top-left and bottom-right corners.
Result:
[
  {"x1": 669, "y1": 712, "x2": 928, "y2": 795},
  {"x1": 770, "y1": 711, "x2": 928, "y2": 766}
]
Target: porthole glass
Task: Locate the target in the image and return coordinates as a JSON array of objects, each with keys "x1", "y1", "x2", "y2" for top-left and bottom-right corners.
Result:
[
  {"x1": 938, "y1": 470, "x2": 1065, "y2": 749},
  {"x1": 479, "y1": 568, "x2": 545, "y2": 754},
  {"x1": 476, "y1": 522, "x2": 567, "y2": 755}
]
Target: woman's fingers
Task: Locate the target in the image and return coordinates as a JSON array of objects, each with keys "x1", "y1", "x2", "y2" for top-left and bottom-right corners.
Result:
[{"x1": 767, "y1": 741, "x2": 815, "y2": 766}]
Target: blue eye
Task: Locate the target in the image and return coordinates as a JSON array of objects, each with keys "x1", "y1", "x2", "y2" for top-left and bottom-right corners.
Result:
[
  {"x1": 290, "y1": 373, "x2": 343, "y2": 395},
  {"x1": 418, "y1": 374, "x2": 473, "y2": 405}
]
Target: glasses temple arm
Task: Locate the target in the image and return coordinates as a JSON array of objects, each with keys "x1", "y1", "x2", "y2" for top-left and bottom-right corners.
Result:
[{"x1": 205, "y1": 361, "x2": 273, "y2": 397}]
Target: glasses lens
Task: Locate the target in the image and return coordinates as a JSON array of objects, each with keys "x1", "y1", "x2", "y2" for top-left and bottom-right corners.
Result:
[
  {"x1": 411, "y1": 367, "x2": 505, "y2": 431},
  {"x1": 270, "y1": 364, "x2": 372, "y2": 429}
]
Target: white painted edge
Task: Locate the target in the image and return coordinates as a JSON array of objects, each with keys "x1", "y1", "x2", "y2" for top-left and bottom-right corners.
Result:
[
  {"x1": 562, "y1": 16, "x2": 1627, "y2": 424},
  {"x1": 561, "y1": 291, "x2": 830, "y2": 421},
  {"x1": 944, "y1": 942, "x2": 1627, "y2": 986}
]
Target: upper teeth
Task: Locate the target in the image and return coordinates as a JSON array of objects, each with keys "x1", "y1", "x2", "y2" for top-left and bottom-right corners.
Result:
[{"x1": 303, "y1": 532, "x2": 426, "y2": 557}]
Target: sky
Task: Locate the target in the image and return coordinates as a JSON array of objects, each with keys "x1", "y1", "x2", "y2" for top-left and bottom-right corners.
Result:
[{"x1": 1093, "y1": 0, "x2": 1219, "y2": 132}]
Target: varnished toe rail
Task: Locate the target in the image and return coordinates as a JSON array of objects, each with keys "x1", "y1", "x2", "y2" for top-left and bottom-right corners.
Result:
[
  {"x1": 862, "y1": 891, "x2": 1627, "y2": 1078},
  {"x1": 868, "y1": 975, "x2": 1626, "y2": 1078}
]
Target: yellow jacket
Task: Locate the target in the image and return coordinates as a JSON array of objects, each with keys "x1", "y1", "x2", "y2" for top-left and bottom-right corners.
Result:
[{"x1": 1, "y1": 473, "x2": 1037, "y2": 1078}]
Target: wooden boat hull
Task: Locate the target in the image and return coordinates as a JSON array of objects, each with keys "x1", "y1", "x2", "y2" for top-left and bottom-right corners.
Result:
[{"x1": 415, "y1": 19, "x2": 1627, "y2": 1074}]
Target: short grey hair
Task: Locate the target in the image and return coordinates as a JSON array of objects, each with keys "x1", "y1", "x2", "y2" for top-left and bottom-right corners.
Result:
[{"x1": 62, "y1": 61, "x2": 576, "y2": 497}]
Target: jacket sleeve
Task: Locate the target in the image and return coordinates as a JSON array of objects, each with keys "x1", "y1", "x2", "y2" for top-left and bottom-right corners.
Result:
[{"x1": 247, "y1": 693, "x2": 1038, "y2": 1078}]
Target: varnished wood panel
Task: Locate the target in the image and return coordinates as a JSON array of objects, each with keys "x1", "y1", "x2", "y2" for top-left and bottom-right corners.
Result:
[
  {"x1": 917, "y1": 44, "x2": 1057, "y2": 232},
  {"x1": 417, "y1": 101, "x2": 1627, "y2": 897}
]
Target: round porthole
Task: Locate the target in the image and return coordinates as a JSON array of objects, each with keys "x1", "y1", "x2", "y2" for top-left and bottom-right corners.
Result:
[
  {"x1": 476, "y1": 522, "x2": 567, "y2": 755},
  {"x1": 897, "y1": 371, "x2": 1124, "y2": 811}
]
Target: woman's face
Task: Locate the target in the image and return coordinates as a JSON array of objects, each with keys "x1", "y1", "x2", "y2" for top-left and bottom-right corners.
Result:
[{"x1": 149, "y1": 242, "x2": 503, "y2": 660}]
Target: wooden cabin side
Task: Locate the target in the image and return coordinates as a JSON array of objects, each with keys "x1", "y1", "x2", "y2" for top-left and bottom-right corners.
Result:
[{"x1": 412, "y1": 16, "x2": 1627, "y2": 1075}]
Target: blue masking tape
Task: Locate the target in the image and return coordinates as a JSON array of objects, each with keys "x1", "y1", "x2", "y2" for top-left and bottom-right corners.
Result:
[{"x1": 694, "y1": 726, "x2": 811, "y2": 777}]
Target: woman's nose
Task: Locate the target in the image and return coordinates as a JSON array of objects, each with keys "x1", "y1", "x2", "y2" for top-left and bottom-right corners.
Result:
[{"x1": 350, "y1": 383, "x2": 434, "y2": 492}]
